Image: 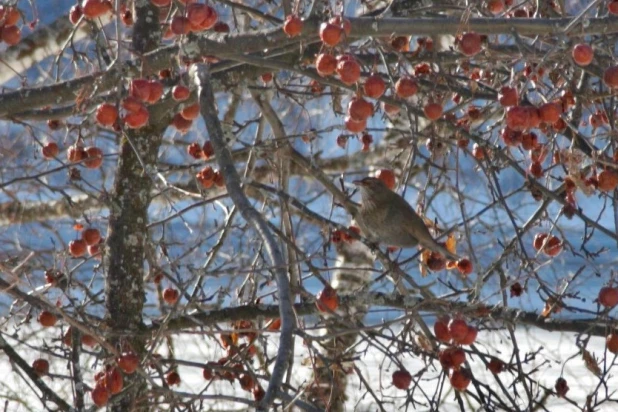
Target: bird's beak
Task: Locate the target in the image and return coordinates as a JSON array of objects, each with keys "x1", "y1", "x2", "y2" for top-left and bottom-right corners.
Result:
[{"x1": 352, "y1": 180, "x2": 364, "y2": 186}]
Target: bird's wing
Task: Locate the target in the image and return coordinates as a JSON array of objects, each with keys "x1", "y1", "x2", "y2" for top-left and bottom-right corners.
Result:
[
  {"x1": 388, "y1": 193, "x2": 460, "y2": 260},
  {"x1": 385, "y1": 193, "x2": 432, "y2": 238}
]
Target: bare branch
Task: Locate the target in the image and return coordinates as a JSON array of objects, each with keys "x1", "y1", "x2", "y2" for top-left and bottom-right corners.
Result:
[{"x1": 193, "y1": 63, "x2": 295, "y2": 410}]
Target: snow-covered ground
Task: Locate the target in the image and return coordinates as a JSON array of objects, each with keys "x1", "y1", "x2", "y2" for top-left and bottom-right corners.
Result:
[{"x1": 1, "y1": 322, "x2": 616, "y2": 411}]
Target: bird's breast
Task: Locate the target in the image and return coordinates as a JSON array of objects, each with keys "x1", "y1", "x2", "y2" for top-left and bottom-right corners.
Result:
[{"x1": 358, "y1": 204, "x2": 419, "y2": 248}]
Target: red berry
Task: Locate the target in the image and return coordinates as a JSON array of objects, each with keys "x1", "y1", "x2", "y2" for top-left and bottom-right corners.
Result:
[
  {"x1": 202, "y1": 141, "x2": 215, "y2": 159},
  {"x1": 69, "y1": 239, "x2": 87, "y2": 257},
  {"x1": 166, "y1": 371, "x2": 181, "y2": 386},
  {"x1": 187, "y1": 143, "x2": 203, "y2": 159},
  {"x1": 38, "y1": 311, "x2": 58, "y2": 327},
  {"x1": 458, "y1": 32, "x2": 482, "y2": 56},
  {"x1": 95, "y1": 103, "x2": 118, "y2": 127},
  {"x1": 0, "y1": 7, "x2": 20, "y2": 27},
  {"x1": 456, "y1": 259, "x2": 473, "y2": 275},
  {"x1": 450, "y1": 368, "x2": 472, "y2": 391},
  {"x1": 81, "y1": 334, "x2": 97, "y2": 347},
  {"x1": 203, "y1": 363, "x2": 215, "y2": 380},
  {"x1": 572, "y1": 43, "x2": 593, "y2": 66},
  {"x1": 510, "y1": 282, "x2": 523, "y2": 297},
  {"x1": 528, "y1": 161, "x2": 543, "y2": 179},
  {"x1": 121, "y1": 8, "x2": 133, "y2": 26},
  {"x1": 145, "y1": 80, "x2": 163, "y2": 104},
  {"x1": 267, "y1": 318, "x2": 282, "y2": 331},
  {"x1": 171, "y1": 16, "x2": 191, "y2": 35},
  {"x1": 487, "y1": 0, "x2": 505, "y2": 14},
  {"x1": 319, "y1": 22, "x2": 343, "y2": 47},
  {"x1": 487, "y1": 358, "x2": 505, "y2": 374},
  {"x1": 124, "y1": 106, "x2": 149, "y2": 129},
  {"x1": 375, "y1": 169, "x2": 396, "y2": 190},
  {"x1": 603, "y1": 66, "x2": 618, "y2": 88},
  {"x1": 283, "y1": 15, "x2": 302, "y2": 37},
  {"x1": 122, "y1": 96, "x2": 143, "y2": 113},
  {"x1": 498, "y1": 86, "x2": 518, "y2": 107},
  {"x1": 172, "y1": 85, "x2": 190, "y2": 101},
  {"x1": 32, "y1": 359, "x2": 49, "y2": 376},
  {"x1": 261, "y1": 72, "x2": 273, "y2": 83},
  {"x1": 439, "y1": 347, "x2": 466, "y2": 370},
  {"x1": 84, "y1": 147, "x2": 103, "y2": 169},
  {"x1": 390, "y1": 35, "x2": 410, "y2": 51},
  {"x1": 344, "y1": 116, "x2": 366, "y2": 133},
  {"x1": 448, "y1": 318, "x2": 469, "y2": 343},
  {"x1": 82, "y1": 228, "x2": 101, "y2": 246},
  {"x1": 163, "y1": 287, "x2": 180, "y2": 304},
  {"x1": 598, "y1": 170, "x2": 618, "y2": 191},
  {"x1": 607, "y1": 333, "x2": 618, "y2": 353},
  {"x1": 521, "y1": 132, "x2": 538, "y2": 150},
  {"x1": 533, "y1": 233, "x2": 548, "y2": 251},
  {"x1": 117, "y1": 352, "x2": 139, "y2": 374},
  {"x1": 392, "y1": 369, "x2": 412, "y2": 389},
  {"x1": 363, "y1": 74, "x2": 386, "y2": 99},
  {"x1": 181, "y1": 103, "x2": 200, "y2": 120},
  {"x1": 82, "y1": 0, "x2": 112, "y2": 19},
  {"x1": 336, "y1": 134, "x2": 347, "y2": 149},
  {"x1": 213, "y1": 22, "x2": 230, "y2": 32},
  {"x1": 213, "y1": 171, "x2": 225, "y2": 188},
  {"x1": 538, "y1": 102, "x2": 561, "y2": 124},
  {"x1": 252, "y1": 385, "x2": 265, "y2": 401},
  {"x1": 187, "y1": 4, "x2": 217, "y2": 31},
  {"x1": 395, "y1": 76, "x2": 418, "y2": 98},
  {"x1": 42, "y1": 142, "x2": 59, "y2": 159},
  {"x1": 542, "y1": 235, "x2": 562, "y2": 257},
  {"x1": 239, "y1": 373, "x2": 254, "y2": 391},
  {"x1": 434, "y1": 317, "x2": 451, "y2": 343},
  {"x1": 316, "y1": 285, "x2": 338, "y2": 312},
  {"x1": 105, "y1": 366, "x2": 123, "y2": 394},
  {"x1": 360, "y1": 133, "x2": 373, "y2": 147},
  {"x1": 555, "y1": 377, "x2": 569, "y2": 397},
  {"x1": 91, "y1": 382, "x2": 108, "y2": 406},
  {"x1": 599, "y1": 286, "x2": 618, "y2": 308},
  {"x1": 459, "y1": 326, "x2": 478, "y2": 345},
  {"x1": 315, "y1": 53, "x2": 337, "y2": 76},
  {"x1": 1, "y1": 25, "x2": 21, "y2": 45},
  {"x1": 472, "y1": 143, "x2": 486, "y2": 160},
  {"x1": 336, "y1": 59, "x2": 361, "y2": 85},
  {"x1": 383, "y1": 101, "x2": 400, "y2": 116},
  {"x1": 348, "y1": 97, "x2": 373, "y2": 121},
  {"x1": 329, "y1": 15, "x2": 351, "y2": 36},
  {"x1": 196, "y1": 166, "x2": 215, "y2": 188},
  {"x1": 69, "y1": 5, "x2": 83, "y2": 24},
  {"x1": 506, "y1": 106, "x2": 540, "y2": 131},
  {"x1": 171, "y1": 113, "x2": 193, "y2": 133},
  {"x1": 423, "y1": 102, "x2": 443, "y2": 121}
]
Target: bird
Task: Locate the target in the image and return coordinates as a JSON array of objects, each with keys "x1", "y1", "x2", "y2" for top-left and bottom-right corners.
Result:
[{"x1": 352, "y1": 177, "x2": 460, "y2": 261}]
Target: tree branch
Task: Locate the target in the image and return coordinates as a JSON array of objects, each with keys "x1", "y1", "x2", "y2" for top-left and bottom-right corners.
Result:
[
  {"x1": 0, "y1": 333, "x2": 71, "y2": 411},
  {"x1": 192, "y1": 63, "x2": 295, "y2": 410},
  {"x1": 153, "y1": 292, "x2": 611, "y2": 337}
]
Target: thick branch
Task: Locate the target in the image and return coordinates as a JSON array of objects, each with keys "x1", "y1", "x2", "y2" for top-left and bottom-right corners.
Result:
[
  {"x1": 3, "y1": 14, "x2": 616, "y2": 118},
  {"x1": 155, "y1": 292, "x2": 610, "y2": 337},
  {"x1": 348, "y1": 16, "x2": 618, "y2": 37},
  {"x1": 193, "y1": 64, "x2": 294, "y2": 410},
  {"x1": 104, "y1": 4, "x2": 163, "y2": 411}
]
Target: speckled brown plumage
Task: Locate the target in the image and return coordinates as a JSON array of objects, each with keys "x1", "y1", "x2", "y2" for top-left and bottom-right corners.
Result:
[{"x1": 353, "y1": 177, "x2": 459, "y2": 261}]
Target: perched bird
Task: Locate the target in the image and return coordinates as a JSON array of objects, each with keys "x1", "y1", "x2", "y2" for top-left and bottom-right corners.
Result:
[{"x1": 353, "y1": 177, "x2": 459, "y2": 261}]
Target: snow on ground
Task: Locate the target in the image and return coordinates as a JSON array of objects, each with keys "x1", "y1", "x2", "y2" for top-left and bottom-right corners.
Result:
[{"x1": 0, "y1": 323, "x2": 616, "y2": 411}]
